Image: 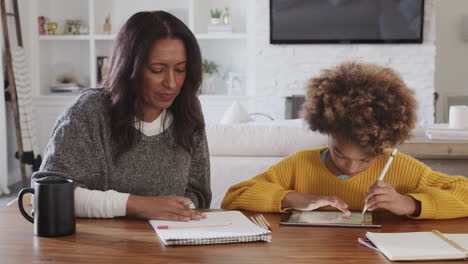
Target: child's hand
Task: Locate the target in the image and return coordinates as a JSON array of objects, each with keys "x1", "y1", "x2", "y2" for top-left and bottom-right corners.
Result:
[
  {"x1": 282, "y1": 192, "x2": 351, "y2": 214},
  {"x1": 364, "y1": 181, "x2": 419, "y2": 216}
]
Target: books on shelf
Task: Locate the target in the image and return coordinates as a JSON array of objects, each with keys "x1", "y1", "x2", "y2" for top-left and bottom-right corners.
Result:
[
  {"x1": 425, "y1": 123, "x2": 468, "y2": 141},
  {"x1": 149, "y1": 211, "x2": 271, "y2": 246},
  {"x1": 207, "y1": 24, "x2": 233, "y2": 34},
  {"x1": 366, "y1": 231, "x2": 468, "y2": 261}
]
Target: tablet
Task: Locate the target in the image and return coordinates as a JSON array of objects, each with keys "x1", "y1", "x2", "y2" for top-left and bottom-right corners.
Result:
[{"x1": 280, "y1": 211, "x2": 381, "y2": 228}]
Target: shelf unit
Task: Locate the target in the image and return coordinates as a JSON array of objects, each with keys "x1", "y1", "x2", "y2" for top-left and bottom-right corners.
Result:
[
  {"x1": 30, "y1": 0, "x2": 253, "y2": 96},
  {"x1": 28, "y1": 0, "x2": 255, "y2": 151}
]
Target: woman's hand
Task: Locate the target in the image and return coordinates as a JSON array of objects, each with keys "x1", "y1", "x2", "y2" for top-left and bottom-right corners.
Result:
[
  {"x1": 282, "y1": 192, "x2": 351, "y2": 214},
  {"x1": 126, "y1": 194, "x2": 205, "y2": 221},
  {"x1": 364, "y1": 181, "x2": 419, "y2": 216}
]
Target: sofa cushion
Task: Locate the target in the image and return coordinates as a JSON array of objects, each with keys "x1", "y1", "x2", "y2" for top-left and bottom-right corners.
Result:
[{"x1": 206, "y1": 119, "x2": 328, "y2": 157}]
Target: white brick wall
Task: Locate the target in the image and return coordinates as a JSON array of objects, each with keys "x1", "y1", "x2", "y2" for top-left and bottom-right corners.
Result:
[{"x1": 251, "y1": 0, "x2": 436, "y2": 126}]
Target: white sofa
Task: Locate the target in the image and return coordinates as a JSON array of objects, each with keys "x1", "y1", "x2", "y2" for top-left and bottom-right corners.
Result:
[
  {"x1": 206, "y1": 119, "x2": 328, "y2": 208},
  {"x1": 206, "y1": 121, "x2": 468, "y2": 208}
]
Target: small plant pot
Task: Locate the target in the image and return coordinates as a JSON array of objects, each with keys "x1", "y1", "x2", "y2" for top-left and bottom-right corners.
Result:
[
  {"x1": 210, "y1": 18, "x2": 221, "y2": 25},
  {"x1": 202, "y1": 73, "x2": 217, "y2": 94}
]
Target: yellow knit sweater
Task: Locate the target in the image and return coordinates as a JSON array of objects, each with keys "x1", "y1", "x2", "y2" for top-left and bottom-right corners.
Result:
[{"x1": 221, "y1": 148, "x2": 468, "y2": 219}]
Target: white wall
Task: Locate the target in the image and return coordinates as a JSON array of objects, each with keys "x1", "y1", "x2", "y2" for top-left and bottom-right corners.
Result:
[
  {"x1": 249, "y1": 0, "x2": 436, "y2": 127},
  {"x1": 434, "y1": 0, "x2": 468, "y2": 123}
]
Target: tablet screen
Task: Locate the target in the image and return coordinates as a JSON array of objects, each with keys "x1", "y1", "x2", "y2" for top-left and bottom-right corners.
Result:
[{"x1": 281, "y1": 211, "x2": 381, "y2": 228}]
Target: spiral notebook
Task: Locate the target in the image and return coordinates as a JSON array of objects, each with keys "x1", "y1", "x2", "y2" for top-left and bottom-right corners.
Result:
[{"x1": 149, "y1": 211, "x2": 272, "y2": 246}]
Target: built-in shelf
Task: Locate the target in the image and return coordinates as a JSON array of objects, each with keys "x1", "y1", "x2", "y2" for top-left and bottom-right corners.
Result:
[
  {"x1": 33, "y1": 0, "x2": 251, "y2": 95},
  {"x1": 39, "y1": 35, "x2": 91, "y2": 40},
  {"x1": 94, "y1": 34, "x2": 117, "y2": 40}
]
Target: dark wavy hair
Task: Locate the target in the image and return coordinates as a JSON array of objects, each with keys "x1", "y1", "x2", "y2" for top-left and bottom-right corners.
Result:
[
  {"x1": 101, "y1": 11, "x2": 204, "y2": 158},
  {"x1": 301, "y1": 61, "x2": 417, "y2": 156}
]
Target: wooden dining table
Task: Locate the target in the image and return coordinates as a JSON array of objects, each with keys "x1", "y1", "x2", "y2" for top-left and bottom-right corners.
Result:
[{"x1": 0, "y1": 206, "x2": 467, "y2": 264}]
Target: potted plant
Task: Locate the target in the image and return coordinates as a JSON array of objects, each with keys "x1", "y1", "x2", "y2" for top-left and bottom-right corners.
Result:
[
  {"x1": 203, "y1": 59, "x2": 219, "y2": 75},
  {"x1": 210, "y1": 8, "x2": 222, "y2": 24},
  {"x1": 202, "y1": 59, "x2": 219, "y2": 94}
]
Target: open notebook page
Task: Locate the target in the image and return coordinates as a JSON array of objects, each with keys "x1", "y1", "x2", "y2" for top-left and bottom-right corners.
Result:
[
  {"x1": 366, "y1": 232, "x2": 468, "y2": 261},
  {"x1": 447, "y1": 234, "x2": 468, "y2": 250}
]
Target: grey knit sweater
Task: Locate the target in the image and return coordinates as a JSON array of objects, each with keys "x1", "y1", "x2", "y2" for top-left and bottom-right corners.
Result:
[{"x1": 40, "y1": 89, "x2": 212, "y2": 208}]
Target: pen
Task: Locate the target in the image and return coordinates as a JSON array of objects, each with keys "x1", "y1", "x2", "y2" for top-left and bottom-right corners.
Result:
[
  {"x1": 156, "y1": 222, "x2": 231, "y2": 229},
  {"x1": 432, "y1": 229, "x2": 468, "y2": 253},
  {"x1": 362, "y1": 149, "x2": 398, "y2": 215}
]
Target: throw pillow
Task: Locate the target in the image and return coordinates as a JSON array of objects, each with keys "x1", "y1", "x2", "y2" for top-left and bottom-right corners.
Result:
[{"x1": 219, "y1": 101, "x2": 252, "y2": 124}]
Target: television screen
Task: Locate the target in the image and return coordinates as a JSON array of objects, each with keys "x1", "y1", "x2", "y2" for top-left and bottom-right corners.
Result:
[{"x1": 270, "y1": 0, "x2": 424, "y2": 44}]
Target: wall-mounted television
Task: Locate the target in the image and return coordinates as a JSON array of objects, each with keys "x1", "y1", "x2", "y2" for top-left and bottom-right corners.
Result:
[{"x1": 270, "y1": 0, "x2": 424, "y2": 44}]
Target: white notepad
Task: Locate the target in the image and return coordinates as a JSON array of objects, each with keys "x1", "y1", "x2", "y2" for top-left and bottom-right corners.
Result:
[
  {"x1": 149, "y1": 211, "x2": 271, "y2": 246},
  {"x1": 366, "y1": 232, "x2": 468, "y2": 261}
]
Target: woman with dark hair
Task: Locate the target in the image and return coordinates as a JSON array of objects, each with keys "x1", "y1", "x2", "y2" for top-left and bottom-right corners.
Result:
[
  {"x1": 39, "y1": 11, "x2": 211, "y2": 221},
  {"x1": 222, "y1": 61, "x2": 468, "y2": 219}
]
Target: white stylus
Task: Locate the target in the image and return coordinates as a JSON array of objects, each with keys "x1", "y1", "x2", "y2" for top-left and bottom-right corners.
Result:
[{"x1": 362, "y1": 149, "x2": 398, "y2": 214}]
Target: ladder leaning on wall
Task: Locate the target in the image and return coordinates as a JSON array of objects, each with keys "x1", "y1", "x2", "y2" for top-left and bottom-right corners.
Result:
[{"x1": 0, "y1": 0, "x2": 28, "y2": 187}]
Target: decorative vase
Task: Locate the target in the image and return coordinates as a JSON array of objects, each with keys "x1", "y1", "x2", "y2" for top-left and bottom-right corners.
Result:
[
  {"x1": 47, "y1": 22, "x2": 57, "y2": 35},
  {"x1": 103, "y1": 15, "x2": 112, "y2": 34},
  {"x1": 222, "y1": 8, "x2": 231, "y2": 25}
]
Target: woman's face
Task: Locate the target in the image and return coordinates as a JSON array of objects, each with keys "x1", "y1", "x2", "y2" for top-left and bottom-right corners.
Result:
[
  {"x1": 140, "y1": 38, "x2": 187, "y2": 122},
  {"x1": 327, "y1": 134, "x2": 378, "y2": 176}
]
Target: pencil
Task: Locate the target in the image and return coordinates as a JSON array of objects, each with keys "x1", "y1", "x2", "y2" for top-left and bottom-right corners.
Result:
[
  {"x1": 362, "y1": 149, "x2": 398, "y2": 214},
  {"x1": 258, "y1": 214, "x2": 273, "y2": 231},
  {"x1": 250, "y1": 216, "x2": 261, "y2": 227},
  {"x1": 260, "y1": 215, "x2": 273, "y2": 232},
  {"x1": 156, "y1": 222, "x2": 231, "y2": 229},
  {"x1": 253, "y1": 214, "x2": 268, "y2": 230},
  {"x1": 255, "y1": 214, "x2": 267, "y2": 229},
  {"x1": 432, "y1": 229, "x2": 468, "y2": 252}
]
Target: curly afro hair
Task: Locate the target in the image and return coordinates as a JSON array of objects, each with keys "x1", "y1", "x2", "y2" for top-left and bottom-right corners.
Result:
[{"x1": 301, "y1": 61, "x2": 417, "y2": 156}]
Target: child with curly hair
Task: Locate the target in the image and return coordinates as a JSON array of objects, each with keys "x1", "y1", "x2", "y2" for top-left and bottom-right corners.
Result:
[{"x1": 222, "y1": 61, "x2": 468, "y2": 219}]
